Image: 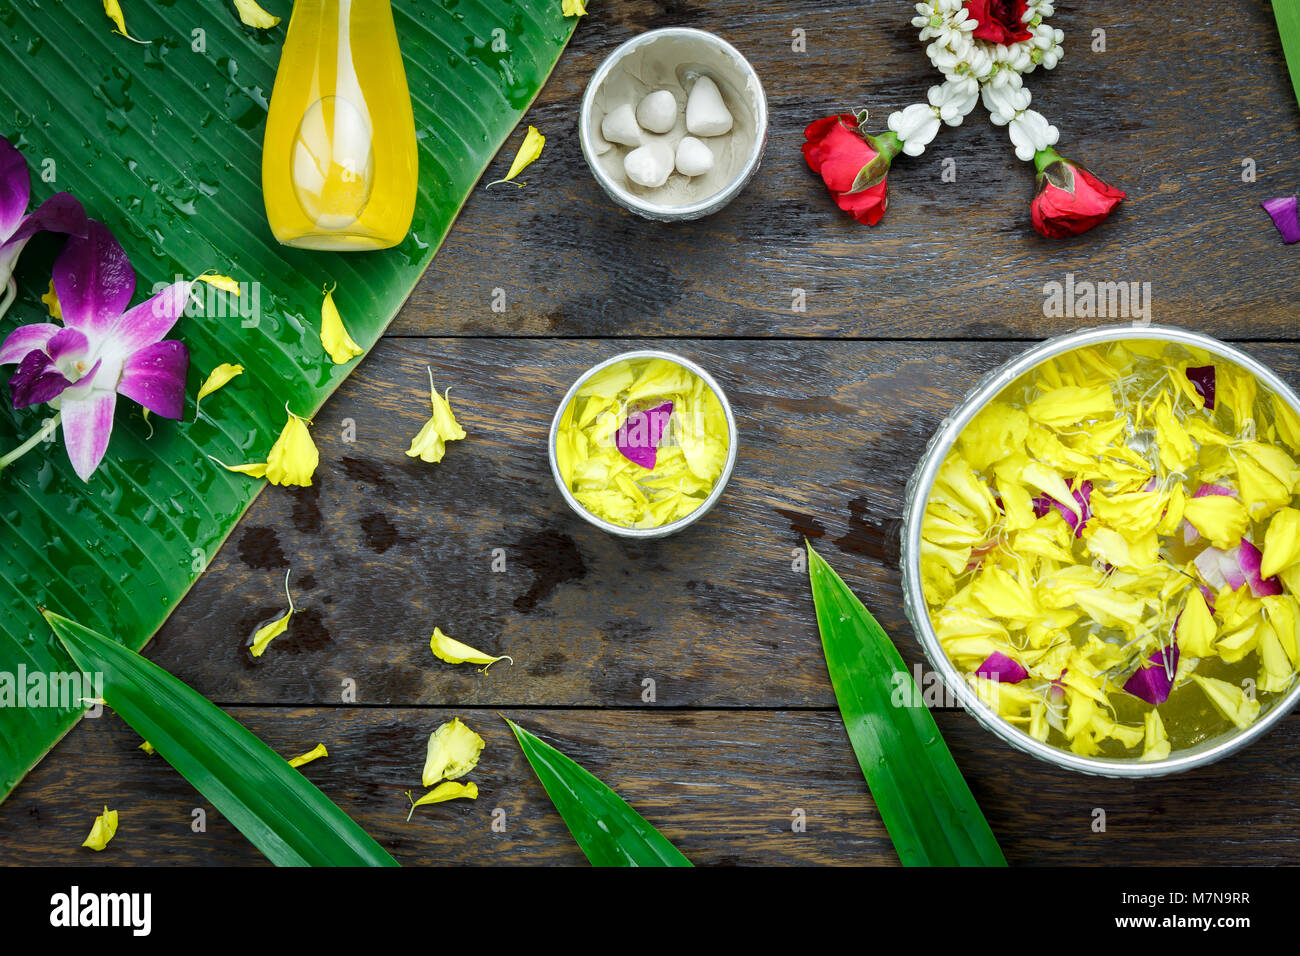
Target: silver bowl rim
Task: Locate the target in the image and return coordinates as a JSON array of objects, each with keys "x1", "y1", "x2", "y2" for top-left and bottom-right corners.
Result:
[
  {"x1": 547, "y1": 348, "x2": 739, "y2": 539},
  {"x1": 900, "y1": 324, "x2": 1300, "y2": 778},
  {"x1": 578, "y1": 27, "x2": 769, "y2": 221}
]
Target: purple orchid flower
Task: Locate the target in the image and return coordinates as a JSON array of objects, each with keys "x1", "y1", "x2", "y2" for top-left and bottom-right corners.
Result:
[
  {"x1": 0, "y1": 221, "x2": 191, "y2": 481},
  {"x1": 0, "y1": 134, "x2": 88, "y2": 317}
]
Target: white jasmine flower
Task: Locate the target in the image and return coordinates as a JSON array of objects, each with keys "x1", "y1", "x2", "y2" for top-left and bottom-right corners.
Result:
[
  {"x1": 982, "y1": 78, "x2": 1031, "y2": 125},
  {"x1": 928, "y1": 76, "x2": 979, "y2": 126},
  {"x1": 1008, "y1": 108, "x2": 1058, "y2": 161},
  {"x1": 888, "y1": 103, "x2": 943, "y2": 156}
]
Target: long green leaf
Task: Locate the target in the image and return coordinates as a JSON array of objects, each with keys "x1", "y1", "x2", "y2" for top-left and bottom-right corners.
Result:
[
  {"x1": 807, "y1": 544, "x2": 1006, "y2": 866},
  {"x1": 1275, "y1": 0, "x2": 1300, "y2": 110},
  {"x1": 506, "y1": 718, "x2": 692, "y2": 867},
  {"x1": 0, "y1": 0, "x2": 576, "y2": 802},
  {"x1": 43, "y1": 609, "x2": 397, "y2": 867}
]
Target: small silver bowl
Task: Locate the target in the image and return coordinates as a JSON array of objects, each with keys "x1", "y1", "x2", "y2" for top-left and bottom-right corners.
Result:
[
  {"x1": 548, "y1": 349, "x2": 738, "y2": 539},
  {"x1": 900, "y1": 324, "x2": 1300, "y2": 778},
  {"x1": 579, "y1": 28, "x2": 768, "y2": 222}
]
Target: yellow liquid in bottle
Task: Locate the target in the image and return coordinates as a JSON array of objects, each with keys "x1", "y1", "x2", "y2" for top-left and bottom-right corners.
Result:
[{"x1": 262, "y1": 0, "x2": 418, "y2": 250}]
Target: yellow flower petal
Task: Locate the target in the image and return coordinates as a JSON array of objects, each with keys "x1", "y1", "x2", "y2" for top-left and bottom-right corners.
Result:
[
  {"x1": 1138, "y1": 710, "x2": 1171, "y2": 762},
  {"x1": 1272, "y1": 394, "x2": 1300, "y2": 454},
  {"x1": 103, "y1": 0, "x2": 147, "y2": 42},
  {"x1": 250, "y1": 569, "x2": 295, "y2": 658},
  {"x1": 1191, "y1": 675, "x2": 1260, "y2": 730},
  {"x1": 429, "y1": 627, "x2": 512, "y2": 671},
  {"x1": 138, "y1": 740, "x2": 155, "y2": 755},
  {"x1": 1176, "y1": 588, "x2": 1217, "y2": 658},
  {"x1": 405, "y1": 781, "x2": 478, "y2": 821},
  {"x1": 1182, "y1": 494, "x2": 1249, "y2": 550},
  {"x1": 213, "y1": 458, "x2": 268, "y2": 478},
  {"x1": 196, "y1": 272, "x2": 241, "y2": 295},
  {"x1": 491, "y1": 126, "x2": 545, "y2": 186},
  {"x1": 265, "y1": 408, "x2": 319, "y2": 486},
  {"x1": 422, "y1": 717, "x2": 485, "y2": 787},
  {"x1": 233, "y1": 0, "x2": 281, "y2": 28},
  {"x1": 41, "y1": 280, "x2": 61, "y2": 319},
  {"x1": 1261, "y1": 507, "x2": 1300, "y2": 578},
  {"x1": 287, "y1": 743, "x2": 328, "y2": 768},
  {"x1": 196, "y1": 363, "x2": 244, "y2": 406},
  {"x1": 1026, "y1": 384, "x2": 1115, "y2": 429},
  {"x1": 82, "y1": 806, "x2": 118, "y2": 851},
  {"x1": 561, "y1": 0, "x2": 588, "y2": 17},
  {"x1": 320, "y1": 284, "x2": 364, "y2": 365},
  {"x1": 406, "y1": 370, "x2": 467, "y2": 463}
]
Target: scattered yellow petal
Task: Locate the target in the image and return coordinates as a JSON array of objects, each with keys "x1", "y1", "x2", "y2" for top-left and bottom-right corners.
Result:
[
  {"x1": 196, "y1": 363, "x2": 245, "y2": 407},
  {"x1": 233, "y1": 0, "x2": 281, "y2": 28},
  {"x1": 103, "y1": 0, "x2": 148, "y2": 42},
  {"x1": 287, "y1": 743, "x2": 328, "y2": 768},
  {"x1": 1192, "y1": 675, "x2": 1261, "y2": 729},
  {"x1": 1176, "y1": 588, "x2": 1217, "y2": 659},
  {"x1": 489, "y1": 126, "x2": 545, "y2": 186},
  {"x1": 405, "y1": 781, "x2": 478, "y2": 821},
  {"x1": 429, "y1": 627, "x2": 512, "y2": 672},
  {"x1": 210, "y1": 456, "x2": 268, "y2": 478},
  {"x1": 82, "y1": 806, "x2": 118, "y2": 851},
  {"x1": 1182, "y1": 494, "x2": 1249, "y2": 550},
  {"x1": 1026, "y1": 384, "x2": 1115, "y2": 429},
  {"x1": 196, "y1": 273, "x2": 241, "y2": 295},
  {"x1": 1138, "y1": 710, "x2": 1171, "y2": 762},
  {"x1": 41, "y1": 280, "x2": 61, "y2": 319},
  {"x1": 138, "y1": 740, "x2": 155, "y2": 755},
  {"x1": 250, "y1": 569, "x2": 295, "y2": 658},
  {"x1": 562, "y1": 0, "x2": 588, "y2": 17},
  {"x1": 320, "y1": 284, "x2": 363, "y2": 365},
  {"x1": 266, "y1": 408, "x2": 319, "y2": 486},
  {"x1": 1261, "y1": 507, "x2": 1300, "y2": 579},
  {"x1": 406, "y1": 370, "x2": 467, "y2": 463},
  {"x1": 423, "y1": 717, "x2": 485, "y2": 787}
]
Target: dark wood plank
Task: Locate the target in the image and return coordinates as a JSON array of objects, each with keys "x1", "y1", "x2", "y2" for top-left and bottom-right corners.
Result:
[
  {"x1": 144, "y1": 339, "x2": 1300, "y2": 708},
  {"x1": 3, "y1": 706, "x2": 1297, "y2": 866},
  {"x1": 394, "y1": 0, "x2": 1300, "y2": 339}
]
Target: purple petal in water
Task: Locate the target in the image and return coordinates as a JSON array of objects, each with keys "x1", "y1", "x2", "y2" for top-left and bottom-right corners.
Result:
[
  {"x1": 1193, "y1": 482, "x2": 1236, "y2": 499},
  {"x1": 1184, "y1": 365, "x2": 1216, "y2": 410},
  {"x1": 8, "y1": 348, "x2": 74, "y2": 408},
  {"x1": 1031, "y1": 480, "x2": 1093, "y2": 537},
  {"x1": 974, "y1": 651, "x2": 1028, "y2": 684},
  {"x1": 1123, "y1": 643, "x2": 1179, "y2": 705},
  {"x1": 0, "y1": 322, "x2": 61, "y2": 365},
  {"x1": 117, "y1": 339, "x2": 189, "y2": 419},
  {"x1": 616, "y1": 400, "x2": 674, "y2": 470},
  {"x1": 1232, "y1": 540, "x2": 1283, "y2": 598},
  {"x1": 113, "y1": 280, "x2": 192, "y2": 353},
  {"x1": 0, "y1": 135, "x2": 31, "y2": 241},
  {"x1": 1261, "y1": 195, "x2": 1300, "y2": 244},
  {"x1": 7, "y1": 192, "x2": 88, "y2": 245},
  {"x1": 53, "y1": 220, "x2": 135, "y2": 336},
  {"x1": 60, "y1": 389, "x2": 117, "y2": 481}
]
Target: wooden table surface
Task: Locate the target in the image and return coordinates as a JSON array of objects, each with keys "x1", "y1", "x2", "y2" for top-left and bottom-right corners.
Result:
[{"x1": 3, "y1": 0, "x2": 1300, "y2": 866}]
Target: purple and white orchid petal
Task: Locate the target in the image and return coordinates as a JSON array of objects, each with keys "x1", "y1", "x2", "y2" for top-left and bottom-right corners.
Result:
[
  {"x1": 60, "y1": 389, "x2": 117, "y2": 481},
  {"x1": 0, "y1": 322, "x2": 61, "y2": 365},
  {"x1": 117, "y1": 339, "x2": 189, "y2": 420},
  {"x1": 0, "y1": 135, "x2": 31, "y2": 241},
  {"x1": 113, "y1": 280, "x2": 193, "y2": 353},
  {"x1": 9, "y1": 348, "x2": 74, "y2": 408},
  {"x1": 6, "y1": 192, "x2": 89, "y2": 245},
  {"x1": 44, "y1": 327, "x2": 91, "y2": 365},
  {"x1": 53, "y1": 220, "x2": 135, "y2": 335}
]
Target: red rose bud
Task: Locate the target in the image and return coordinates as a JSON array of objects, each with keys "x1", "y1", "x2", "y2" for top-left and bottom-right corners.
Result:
[
  {"x1": 964, "y1": 0, "x2": 1032, "y2": 45},
  {"x1": 802, "y1": 113, "x2": 900, "y2": 226},
  {"x1": 1030, "y1": 149, "x2": 1127, "y2": 239}
]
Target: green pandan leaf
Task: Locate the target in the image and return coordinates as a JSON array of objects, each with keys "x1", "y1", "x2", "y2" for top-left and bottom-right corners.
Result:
[
  {"x1": 1275, "y1": 0, "x2": 1300, "y2": 110},
  {"x1": 0, "y1": 0, "x2": 576, "y2": 802},
  {"x1": 43, "y1": 610, "x2": 396, "y2": 866},
  {"x1": 506, "y1": 718, "x2": 693, "y2": 867},
  {"x1": 807, "y1": 543, "x2": 1006, "y2": 866}
]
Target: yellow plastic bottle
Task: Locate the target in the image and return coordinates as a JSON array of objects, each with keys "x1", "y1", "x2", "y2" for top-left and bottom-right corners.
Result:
[{"x1": 262, "y1": 0, "x2": 418, "y2": 250}]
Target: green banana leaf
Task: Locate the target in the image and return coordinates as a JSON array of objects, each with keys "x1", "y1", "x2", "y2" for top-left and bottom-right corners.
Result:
[
  {"x1": 506, "y1": 718, "x2": 693, "y2": 867},
  {"x1": 44, "y1": 609, "x2": 397, "y2": 866},
  {"x1": 1275, "y1": 0, "x2": 1300, "y2": 110},
  {"x1": 807, "y1": 544, "x2": 1006, "y2": 866},
  {"x1": 0, "y1": 0, "x2": 576, "y2": 802}
]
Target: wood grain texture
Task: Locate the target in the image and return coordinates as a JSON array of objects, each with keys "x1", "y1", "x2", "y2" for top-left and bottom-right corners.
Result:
[
  {"x1": 2, "y1": 706, "x2": 1297, "y2": 866},
  {"x1": 396, "y1": 0, "x2": 1300, "y2": 339},
  {"x1": 128, "y1": 339, "x2": 1300, "y2": 709}
]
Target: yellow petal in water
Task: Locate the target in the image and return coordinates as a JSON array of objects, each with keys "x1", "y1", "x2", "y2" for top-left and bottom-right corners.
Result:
[
  {"x1": 406, "y1": 782, "x2": 478, "y2": 821},
  {"x1": 1084, "y1": 526, "x2": 1158, "y2": 571},
  {"x1": 406, "y1": 370, "x2": 467, "y2": 464},
  {"x1": 1262, "y1": 595, "x2": 1298, "y2": 663},
  {"x1": 1176, "y1": 588, "x2": 1218, "y2": 658},
  {"x1": 1139, "y1": 710, "x2": 1171, "y2": 762},
  {"x1": 233, "y1": 0, "x2": 281, "y2": 28},
  {"x1": 320, "y1": 284, "x2": 364, "y2": 365},
  {"x1": 266, "y1": 408, "x2": 319, "y2": 486},
  {"x1": 1182, "y1": 494, "x2": 1249, "y2": 549},
  {"x1": 422, "y1": 717, "x2": 485, "y2": 786},
  {"x1": 287, "y1": 743, "x2": 328, "y2": 768},
  {"x1": 489, "y1": 126, "x2": 545, "y2": 186},
  {"x1": 82, "y1": 806, "x2": 118, "y2": 851},
  {"x1": 250, "y1": 569, "x2": 295, "y2": 658},
  {"x1": 196, "y1": 363, "x2": 244, "y2": 407},
  {"x1": 1191, "y1": 675, "x2": 1261, "y2": 729},
  {"x1": 1272, "y1": 394, "x2": 1300, "y2": 453},
  {"x1": 958, "y1": 402, "x2": 1028, "y2": 471},
  {"x1": 1027, "y1": 384, "x2": 1115, "y2": 428},
  {"x1": 429, "y1": 627, "x2": 512, "y2": 671},
  {"x1": 1257, "y1": 621, "x2": 1295, "y2": 693},
  {"x1": 1218, "y1": 365, "x2": 1257, "y2": 433},
  {"x1": 1151, "y1": 392, "x2": 1196, "y2": 473}
]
